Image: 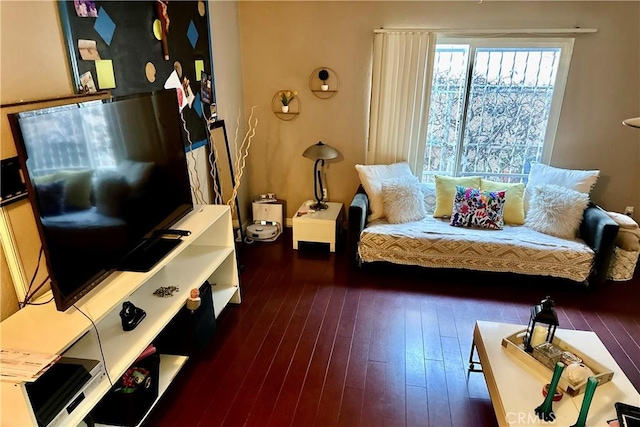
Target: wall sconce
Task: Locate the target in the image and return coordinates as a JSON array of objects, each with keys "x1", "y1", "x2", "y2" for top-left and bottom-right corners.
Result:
[
  {"x1": 302, "y1": 141, "x2": 338, "y2": 210},
  {"x1": 524, "y1": 296, "x2": 559, "y2": 353}
]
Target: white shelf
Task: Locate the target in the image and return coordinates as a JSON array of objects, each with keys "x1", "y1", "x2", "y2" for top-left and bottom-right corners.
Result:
[
  {"x1": 161, "y1": 245, "x2": 234, "y2": 287},
  {"x1": 91, "y1": 354, "x2": 188, "y2": 427},
  {"x1": 212, "y1": 283, "x2": 239, "y2": 318},
  {"x1": 0, "y1": 205, "x2": 232, "y2": 356},
  {"x1": 157, "y1": 354, "x2": 188, "y2": 395},
  {"x1": 0, "y1": 204, "x2": 240, "y2": 427},
  {"x1": 64, "y1": 247, "x2": 237, "y2": 378},
  {"x1": 133, "y1": 354, "x2": 188, "y2": 427}
]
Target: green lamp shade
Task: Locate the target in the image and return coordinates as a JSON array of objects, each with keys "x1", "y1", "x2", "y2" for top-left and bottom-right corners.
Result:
[
  {"x1": 623, "y1": 117, "x2": 640, "y2": 128},
  {"x1": 303, "y1": 141, "x2": 338, "y2": 160}
]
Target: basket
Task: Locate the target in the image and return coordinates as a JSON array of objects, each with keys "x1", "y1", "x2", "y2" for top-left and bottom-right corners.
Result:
[
  {"x1": 501, "y1": 329, "x2": 613, "y2": 396},
  {"x1": 607, "y1": 246, "x2": 639, "y2": 281}
]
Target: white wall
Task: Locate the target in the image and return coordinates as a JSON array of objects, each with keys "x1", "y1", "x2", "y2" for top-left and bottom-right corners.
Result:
[
  {"x1": 0, "y1": 1, "x2": 74, "y2": 104},
  {"x1": 0, "y1": 0, "x2": 75, "y2": 320},
  {"x1": 209, "y1": 0, "x2": 251, "y2": 228},
  {"x1": 238, "y1": 1, "x2": 640, "y2": 217}
]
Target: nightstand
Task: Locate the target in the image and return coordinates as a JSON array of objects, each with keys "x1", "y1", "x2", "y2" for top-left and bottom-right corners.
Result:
[{"x1": 292, "y1": 202, "x2": 344, "y2": 252}]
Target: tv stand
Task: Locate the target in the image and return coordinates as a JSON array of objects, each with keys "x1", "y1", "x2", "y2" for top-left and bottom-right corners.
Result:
[{"x1": 0, "y1": 205, "x2": 240, "y2": 426}]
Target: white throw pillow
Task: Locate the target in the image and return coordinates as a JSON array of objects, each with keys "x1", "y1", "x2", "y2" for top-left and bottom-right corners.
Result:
[
  {"x1": 355, "y1": 162, "x2": 414, "y2": 221},
  {"x1": 524, "y1": 163, "x2": 599, "y2": 214},
  {"x1": 381, "y1": 176, "x2": 426, "y2": 224},
  {"x1": 525, "y1": 184, "x2": 590, "y2": 239}
]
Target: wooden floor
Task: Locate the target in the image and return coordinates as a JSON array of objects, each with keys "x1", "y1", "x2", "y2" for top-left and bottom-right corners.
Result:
[{"x1": 148, "y1": 230, "x2": 640, "y2": 427}]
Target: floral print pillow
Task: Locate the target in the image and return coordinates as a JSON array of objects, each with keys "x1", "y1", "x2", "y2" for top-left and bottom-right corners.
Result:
[{"x1": 450, "y1": 186, "x2": 506, "y2": 230}]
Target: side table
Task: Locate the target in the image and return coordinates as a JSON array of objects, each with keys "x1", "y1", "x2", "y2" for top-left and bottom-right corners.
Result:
[{"x1": 292, "y1": 202, "x2": 344, "y2": 252}]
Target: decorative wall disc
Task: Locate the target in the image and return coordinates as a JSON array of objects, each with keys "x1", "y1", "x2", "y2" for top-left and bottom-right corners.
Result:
[
  {"x1": 145, "y1": 62, "x2": 157, "y2": 83},
  {"x1": 309, "y1": 66, "x2": 339, "y2": 99}
]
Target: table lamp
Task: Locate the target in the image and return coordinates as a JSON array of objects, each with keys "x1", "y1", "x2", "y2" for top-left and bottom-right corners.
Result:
[
  {"x1": 303, "y1": 141, "x2": 338, "y2": 210},
  {"x1": 622, "y1": 117, "x2": 640, "y2": 128}
]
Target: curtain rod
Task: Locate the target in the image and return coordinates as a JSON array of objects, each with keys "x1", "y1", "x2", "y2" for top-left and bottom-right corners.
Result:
[{"x1": 374, "y1": 28, "x2": 598, "y2": 35}]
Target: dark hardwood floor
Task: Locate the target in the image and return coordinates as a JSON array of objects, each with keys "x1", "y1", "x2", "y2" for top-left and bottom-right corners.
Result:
[{"x1": 148, "y1": 230, "x2": 640, "y2": 427}]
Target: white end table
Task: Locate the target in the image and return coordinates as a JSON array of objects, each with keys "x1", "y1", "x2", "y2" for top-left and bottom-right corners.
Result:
[{"x1": 292, "y1": 202, "x2": 344, "y2": 252}]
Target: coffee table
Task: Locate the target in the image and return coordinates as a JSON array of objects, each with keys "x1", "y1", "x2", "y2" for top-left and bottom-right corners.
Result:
[{"x1": 470, "y1": 321, "x2": 640, "y2": 427}]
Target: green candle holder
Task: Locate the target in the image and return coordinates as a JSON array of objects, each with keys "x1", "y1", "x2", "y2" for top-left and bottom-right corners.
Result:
[
  {"x1": 535, "y1": 361, "x2": 565, "y2": 422},
  {"x1": 570, "y1": 377, "x2": 599, "y2": 427}
]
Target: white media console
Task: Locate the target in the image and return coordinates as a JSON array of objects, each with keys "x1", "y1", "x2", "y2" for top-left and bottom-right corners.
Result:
[{"x1": 0, "y1": 205, "x2": 240, "y2": 426}]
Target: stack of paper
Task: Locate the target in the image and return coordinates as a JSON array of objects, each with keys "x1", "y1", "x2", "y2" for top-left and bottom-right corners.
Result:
[{"x1": 0, "y1": 349, "x2": 60, "y2": 382}]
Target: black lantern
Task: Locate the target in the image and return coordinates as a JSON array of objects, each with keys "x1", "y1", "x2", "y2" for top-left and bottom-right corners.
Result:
[{"x1": 524, "y1": 296, "x2": 559, "y2": 353}]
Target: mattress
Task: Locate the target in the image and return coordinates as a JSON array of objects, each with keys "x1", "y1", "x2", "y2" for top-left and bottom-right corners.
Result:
[{"x1": 358, "y1": 216, "x2": 595, "y2": 282}]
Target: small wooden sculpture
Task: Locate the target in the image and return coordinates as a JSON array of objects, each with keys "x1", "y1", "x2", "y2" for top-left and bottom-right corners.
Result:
[{"x1": 157, "y1": 0, "x2": 170, "y2": 60}]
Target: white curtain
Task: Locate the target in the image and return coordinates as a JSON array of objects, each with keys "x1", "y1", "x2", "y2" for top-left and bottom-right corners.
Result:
[{"x1": 367, "y1": 31, "x2": 435, "y2": 175}]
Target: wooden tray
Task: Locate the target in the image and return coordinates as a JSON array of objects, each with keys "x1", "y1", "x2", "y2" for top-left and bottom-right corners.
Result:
[{"x1": 501, "y1": 329, "x2": 614, "y2": 396}]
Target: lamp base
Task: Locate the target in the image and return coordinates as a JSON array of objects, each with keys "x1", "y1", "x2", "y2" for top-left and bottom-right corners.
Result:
[{"x1": 310, "y1": 202, "x2": 328, "y2": 210}]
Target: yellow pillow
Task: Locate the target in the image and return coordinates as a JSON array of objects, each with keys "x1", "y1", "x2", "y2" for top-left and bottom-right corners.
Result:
[
  {"x1": 34, "y1": 169, "x2": 94, "y2": 210},
  {"x1": 433, "y1": 175, "x2": 481, "y2": 217},
  {"x1": 480, "y1": 179, "x2": 525, "y2": 225}
]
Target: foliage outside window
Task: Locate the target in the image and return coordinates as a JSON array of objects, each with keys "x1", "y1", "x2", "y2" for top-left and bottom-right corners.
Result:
[
  {"x1": 422, "y1": 38, "x2": 574, "y2": 183},
  {"x1": 19, "y1": 101, "x2": 117, "y2": 176}
]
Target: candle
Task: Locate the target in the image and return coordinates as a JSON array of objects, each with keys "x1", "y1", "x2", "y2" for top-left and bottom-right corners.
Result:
[{"x1": 531, "y1": 325, "x2": 548, "y2": 348}]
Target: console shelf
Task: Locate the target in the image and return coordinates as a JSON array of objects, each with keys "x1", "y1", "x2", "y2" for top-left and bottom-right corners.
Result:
[
  {"x1": 92, "y1": 354, "x2": 187, "y2": 427},
  {"x1": 0, "y1": 205, "x2": 240, "y2": 427}
]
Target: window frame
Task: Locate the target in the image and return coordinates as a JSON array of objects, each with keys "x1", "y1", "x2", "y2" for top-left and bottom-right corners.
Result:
[{"x1": 423, "y1": 36, "x2": 575, "y2": 181}]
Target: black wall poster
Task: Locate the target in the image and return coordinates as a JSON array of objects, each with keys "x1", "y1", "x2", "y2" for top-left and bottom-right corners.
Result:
[{"x1": 58, "y1": 0, "x2": 216, "y2": 148}]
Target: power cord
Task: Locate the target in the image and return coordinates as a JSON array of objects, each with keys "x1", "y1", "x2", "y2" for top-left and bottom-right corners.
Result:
[
  {"x1": 24, "y1": 294, "x2": 54, "y2": 306},
  {"x1": 19, "y1": 246, "x2": 48, "y2": 309},
  {"x1": 73, "y1": 304, "x2": 114, "y2": 387}
]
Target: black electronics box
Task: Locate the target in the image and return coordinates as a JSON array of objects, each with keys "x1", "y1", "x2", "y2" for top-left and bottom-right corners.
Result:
[
  {"x1": 25, "y1": 359, "x2": 93, "y2": 427},
  {"x1": 0, "y1": 156, "x2": 28, "y2": 207},
  {"x1": 90, "y1": 353, "x2": 160, "y2": 426},
  {"x1": 153, "y1": 281, "x2": 217, "y2": 356}
]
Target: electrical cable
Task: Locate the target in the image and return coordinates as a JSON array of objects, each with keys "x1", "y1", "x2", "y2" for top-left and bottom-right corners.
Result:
[
  {"x1": 24, "y1": 295, "x2": 54, "y2": 306},
  {"x1": 73, "y1": 304, "x2": 114, "y2": 387},
  {"x1": 20, "y1": 246, "x2": 45, "y2": 309},
  {"x1": 22, "y1": 275, "x2": 51, "y2": 306}
]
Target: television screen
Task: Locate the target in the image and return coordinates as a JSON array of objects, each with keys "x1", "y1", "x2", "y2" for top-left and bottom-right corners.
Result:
[{"x1": 11, "y1": 90, "x2": 194, "y2": 311}]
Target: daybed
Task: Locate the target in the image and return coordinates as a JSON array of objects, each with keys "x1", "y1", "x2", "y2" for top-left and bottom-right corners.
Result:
[{"x1": 348, "y1": 164, "x2": 620, "y2": 286}]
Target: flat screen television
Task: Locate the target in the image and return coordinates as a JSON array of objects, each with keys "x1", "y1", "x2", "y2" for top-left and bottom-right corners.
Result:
[{"x1": 10, "y1": 90, "x2": 194, "y2": 311}]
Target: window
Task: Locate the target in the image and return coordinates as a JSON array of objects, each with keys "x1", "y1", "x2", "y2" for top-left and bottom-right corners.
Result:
[
  {"x1": 19, "y1": 101, "x2": 117, "y2": 175},
  {"x1": 422, "y1": 38, "x2": 574, "y2": 183}
]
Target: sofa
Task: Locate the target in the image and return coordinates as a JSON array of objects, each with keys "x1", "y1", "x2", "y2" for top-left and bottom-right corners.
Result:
[{"x1": 348, "y1": 163, "x2": 620, "y2": 286}]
